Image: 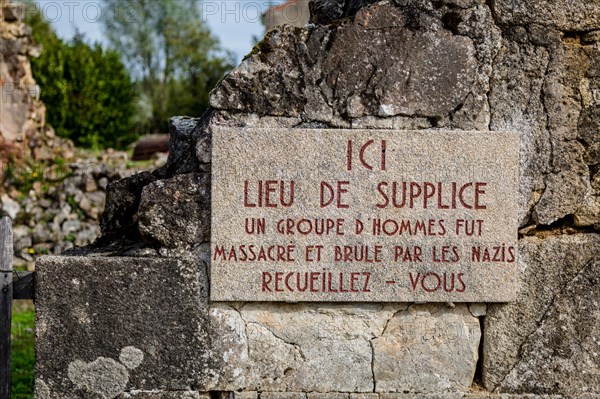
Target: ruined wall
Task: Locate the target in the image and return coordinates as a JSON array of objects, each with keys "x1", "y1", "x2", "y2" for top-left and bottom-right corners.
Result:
[
  {"x1": 36, "y1": 0, "x2": 600, "y2": 398},
  {"x1": 0, "y1": 0, "x2": 38, "y2": 145},
  {"x1": 0, "y1": 0, "x2": 71, "y2": 161}
]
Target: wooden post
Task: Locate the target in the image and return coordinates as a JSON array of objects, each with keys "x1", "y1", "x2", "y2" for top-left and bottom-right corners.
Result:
[{"x1": 0, "y1": 217, "x2": 13, "y2": 399}]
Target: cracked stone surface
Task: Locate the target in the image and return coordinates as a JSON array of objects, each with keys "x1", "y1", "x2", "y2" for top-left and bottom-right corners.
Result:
[
  {"x1": 209, "y1": 303, "x2": 396, "y2": 392},
  {"x1": 211, "y1": 1, "x2": 494, "y2": 129},
  {"x1": 500, "y1": 259, "x2": 600, "y2": 394},
  {"x1": 491, "y1": 0, "x2": 600, "y2": 31},
  {"x1": 119, "y1": 392, "x2": 209, "y2": 399},
  {"x1": 208, "y1": 303, "x2": 482, "y2": 393},
  {"x1": 483, "y1": 234, "x2": 600, "y2": 394},
  {"x1": 488, "y1": 23, "x2": 600, "y2": 227},
  {"x1": 207, "y1": 304, "x2": 251, "y2": 389},
  {"x1": 239, "y1": 303, "x2": 390, "y2": 392},
  {"x1": 372, "y1": 304, "x2": 480, "y2": 393}
]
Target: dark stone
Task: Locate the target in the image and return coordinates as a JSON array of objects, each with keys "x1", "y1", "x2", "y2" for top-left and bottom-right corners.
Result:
[
  {"x1": 166, "y1": 116, "x2": 200, "y2": 174},
  {"x1": 491, "y1": 0, "x2": 600, "y2": 31},
  {"x1": 100, "y1": 171, "x2": 158, "y2": 237},
  {"x1": 309, "y1": 0, "x2": 380, "y2": 24},
  {"x1": 209, "y1": 26, "x2": 307, "y2": 117},
  {"x1": 35, "y1": 256, "x2": 211, "y2": 398},
  {"x1": 160, "y1": 115, "x2": 205, "y2": 176},
  {"x1": 194, "y1": 113, "x2": 212, "y2": 167},
  {"x1": 138, "y1": 173, "x2": 211, "y2": 248},
  {"x1": 99, "y1": 114, "x2": 212, "y2": 242}
]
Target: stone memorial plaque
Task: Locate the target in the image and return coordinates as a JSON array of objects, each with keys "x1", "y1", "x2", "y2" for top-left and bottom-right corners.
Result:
[{"x1": 211, "y1": 128, "x2": 519, "y2": 302}]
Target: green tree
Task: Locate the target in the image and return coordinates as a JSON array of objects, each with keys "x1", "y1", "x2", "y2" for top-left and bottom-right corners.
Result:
[
  {"x1": 102, "y1": 0, "x2": 234, "y2": 133},
  {"x1": 62, "y1": 36, "x2": 137, "y2": 148},
  {"x1": 25, "y1": 6, "x2": 137, "y2": 149}
]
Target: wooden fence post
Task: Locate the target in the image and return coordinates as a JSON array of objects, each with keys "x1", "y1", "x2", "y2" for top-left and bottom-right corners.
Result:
[{"x1": 0, "y1": 217, "x2": 13, "y2": 398}]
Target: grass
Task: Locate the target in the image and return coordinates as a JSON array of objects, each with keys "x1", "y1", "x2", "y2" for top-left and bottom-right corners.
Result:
[{"x1": 11, "y1": 301, "x2": 35, "y2": 399}]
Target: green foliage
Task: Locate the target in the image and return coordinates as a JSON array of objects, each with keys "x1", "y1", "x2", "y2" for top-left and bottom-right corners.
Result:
[
  {"x1": 12, "y1": 304, "x2": 35, "y2": 398},
  {"x1": 63, "y1": 38, "x2": 137, "y2": 148},
  {"x1": 25, "y1": 6, "x2": 137, "y2": 149},
  {"x1": 102, "y1": 0, "x2": 235, "y2": 133},
  {"x1": 2, "y1": 156, "x2": 72, "y2": 196}
]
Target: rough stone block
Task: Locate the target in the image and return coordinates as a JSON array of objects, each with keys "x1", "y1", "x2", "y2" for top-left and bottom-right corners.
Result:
[
  {"x1": 492, "y1": 0, "x2": 600, "y2": 31},
  {"x1": 307, "y1": 393, "x2": 349, "y2": 399},
  {"x1": 326, "y1": 3, "x2": 476, "y2": 118},
  {"x1": 35, "y1": 256, "x2": 210, "y2": 398},
  {"x1": 138, "y1": 173, "x2": 211, "y2": 248},
  {"x1": 119, "y1": 392, "x2": 209, "y2": 399},
  {"x1": 234, "y1": 392, "x2": 259, "y2": 399},
  {"x1": 483, "y1": 234, "x2": 600, "y2": 395},
  {"x1": 260, "y1": 393, "x2": 307, "y2": 399},
  {"x1": 350, "y1": 394, "x2": 380, "y2": 399},
  {"x1": 162, "y1": 116, "x2": 202, "y2": 176},
  {"x1": 208, "y1": 302, "x2": 481, "y2": 393},
  {"x1": 210, "y1": 1, "x2": 496, "y2": 128},
  {"x1": 100, "y1": 171, "x2": 157, "y2": 236},
  {"x1": 493, "y1": 259, "x2": 600, "y2": 394},
  {"x1": 489, "y1": 22, "x2": 600, "y2": 227},
  {"x1": 239, "y1": 303, "x2": 392, "y2": 392},
  {"x1": 372, "y1": 304, "x2": 480, "y2": 393},
  {"x1": 208, "y1": 303, "x2": 400, "y2": 392}
]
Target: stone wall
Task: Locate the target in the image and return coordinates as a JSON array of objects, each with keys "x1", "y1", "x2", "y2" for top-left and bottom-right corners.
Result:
[
  {"x1": 36, "y1": 0, "x2": 600, "y2": 398},
  {"x1": 6, "y1": 156, "x2": 163, "y2": 270},
  {"x1": 0, "y1": 0, "x2": 38, "y2": 144},
  {"x1": 0, "y1": 0, "x2": 72, "y2": 162}
]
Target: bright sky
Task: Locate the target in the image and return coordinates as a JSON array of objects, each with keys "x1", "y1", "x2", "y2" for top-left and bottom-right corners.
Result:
[{"x1": 37, "y1": 0, "x2": 285, "y2": 63}]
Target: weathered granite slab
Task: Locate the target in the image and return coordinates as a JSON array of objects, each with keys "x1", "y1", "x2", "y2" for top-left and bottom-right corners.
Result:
[
  {"x1": 211, "y1": 128, "x2": 519, "y2": 302},
  {"x1": 35, "y1": 256, "x2": 210, "y2": 399}
]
